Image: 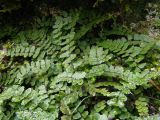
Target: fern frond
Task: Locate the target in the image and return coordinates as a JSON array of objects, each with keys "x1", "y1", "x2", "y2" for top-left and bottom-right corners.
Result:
[
  {"x1": 135, "y1": 97, "x2": 149, "y2": 116},
  {"x1": 0, "y1": 60, "x2": 53, "y2": 85}
]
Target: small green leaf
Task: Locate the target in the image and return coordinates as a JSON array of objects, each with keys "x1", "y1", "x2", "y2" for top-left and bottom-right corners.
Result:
[{"x1": 60, "y1": 103, "x2": 71, "y2": 115}]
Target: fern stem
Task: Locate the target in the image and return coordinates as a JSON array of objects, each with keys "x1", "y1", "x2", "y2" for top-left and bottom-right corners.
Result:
[
  {"x1": 149, "y1": 80, "x2": 160, "y2": 92},
  {"x1": 71, "y1": 96, "x2": 91, "y2": 114}
]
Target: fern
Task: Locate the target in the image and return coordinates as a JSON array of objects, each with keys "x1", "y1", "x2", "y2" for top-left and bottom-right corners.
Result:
[
  {"x1": 0, "y1": 9, "x2": 160, "y2": 120},
  {"x1": 135, "y1": 97, "x2": 149, "y2": 116},
  {"x1": 0, "y1": 60, "x2": 53, "y2": 86},
  {"x1": 0, "y1": 85, "x2": 59, "y2": 119}
]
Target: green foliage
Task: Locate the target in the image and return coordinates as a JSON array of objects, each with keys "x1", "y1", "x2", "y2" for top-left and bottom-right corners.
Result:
[
  {"x1": 0, "y1": 50, "x2": 5, "y2": 69},
  {"x1": 135, "y1": 97, "x2": 149, "y2": 116},
  {"x1": 136, "y1": 114, "x2": 160, "y2": 120},
  {"x1": 0, "y1": 8, "x2": 160, "y2": 120}
]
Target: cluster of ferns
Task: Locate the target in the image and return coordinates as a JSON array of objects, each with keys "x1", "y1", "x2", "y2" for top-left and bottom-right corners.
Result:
[{"x1": 0, "y1": 10, "x2": 160, "y2": 120}]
